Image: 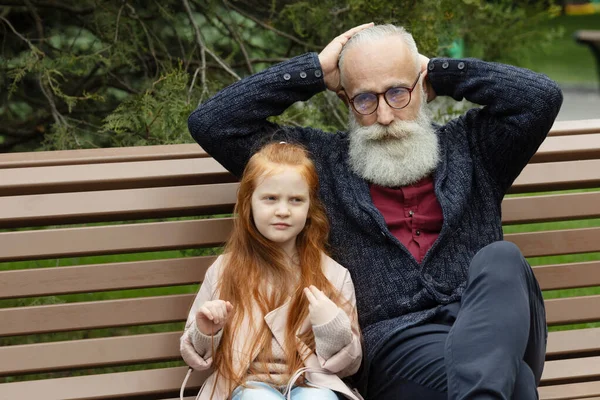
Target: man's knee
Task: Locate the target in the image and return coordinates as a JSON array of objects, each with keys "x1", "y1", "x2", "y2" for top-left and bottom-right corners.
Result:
[{"x1": 470, "y1": 241, "x2": 530, "y2": 283}]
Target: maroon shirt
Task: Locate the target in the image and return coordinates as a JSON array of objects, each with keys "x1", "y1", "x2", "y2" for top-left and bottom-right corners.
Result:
[{"x1": 369, "y1": 176, "x2": 443, "y2": 263}]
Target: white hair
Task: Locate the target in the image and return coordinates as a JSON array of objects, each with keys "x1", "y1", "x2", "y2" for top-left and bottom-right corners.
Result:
[{"x1": 339, "y1": 24, "x2": 420, "y2": 78}]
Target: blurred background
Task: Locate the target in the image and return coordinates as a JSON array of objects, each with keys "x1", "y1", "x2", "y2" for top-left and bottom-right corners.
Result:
[{"x1": 1, "y1": 0, "x2": 599, "y2": 154}]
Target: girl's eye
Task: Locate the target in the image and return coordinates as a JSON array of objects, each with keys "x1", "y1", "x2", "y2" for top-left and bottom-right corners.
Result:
[
  {"x1": 291, "y1": 197, "x2": 304, "y2": 203},
  {"x1": 264, "y1": 196, "x2": 276, "y2": 201}
]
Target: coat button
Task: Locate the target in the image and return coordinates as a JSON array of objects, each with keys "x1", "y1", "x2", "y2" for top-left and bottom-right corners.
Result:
[
  {"x1": 300, "y1": 71, "x2": 307, "y2": 78},
  {"x1": 283, "y1": 73, "x2": 291, "y2": 80},
  {"x1": 458, "y1": 62, "x2": 465, "y2": 70},
  {"x1": 428, "y1": 63, "x2": 435, "y2": 71},
  {"x1": 314, "y1": 70, "x2": 322, "y2": 78},
  {"x1": 424, "y1": 273, "x2": 433, "y2": 282},
  {"x1": 442, "y1": 62, "x2": 449, "y2": 69}
]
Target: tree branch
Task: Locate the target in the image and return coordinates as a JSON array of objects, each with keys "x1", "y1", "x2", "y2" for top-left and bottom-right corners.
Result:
[
  {"x1": 182, "y1": 0, "x2": 240, "y2": 87},
  {"x1": 0, "y1": 1, "x2": 95, "y2": 15},
  {"x1": 223, "y1": 0, "x2": 321, "y2": 51}
]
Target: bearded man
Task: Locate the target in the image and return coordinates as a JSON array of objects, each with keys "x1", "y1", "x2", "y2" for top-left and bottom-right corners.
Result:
[{"x1": 188, "y1": 23, "x2": 563, "y2": 399}]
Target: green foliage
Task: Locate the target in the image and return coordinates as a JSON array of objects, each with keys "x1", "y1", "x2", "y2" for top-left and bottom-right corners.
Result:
[{"x1": 0, "y1": 0, "x2": 561, "y2": 152}]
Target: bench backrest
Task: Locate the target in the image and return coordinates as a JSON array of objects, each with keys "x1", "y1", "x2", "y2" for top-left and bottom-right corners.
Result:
[{"x1": 1, "y1": 119, "x2": 599, "y2": 400}]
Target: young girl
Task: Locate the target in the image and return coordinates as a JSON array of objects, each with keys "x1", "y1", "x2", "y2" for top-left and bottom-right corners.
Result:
[{"x1": 180, "y1": 142, "x2": 362, "y2": 400}]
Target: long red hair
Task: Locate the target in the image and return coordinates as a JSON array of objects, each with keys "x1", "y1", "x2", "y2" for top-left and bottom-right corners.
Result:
[{"x1": 212, "y1": 142, "x2": 345, "y2": 395}]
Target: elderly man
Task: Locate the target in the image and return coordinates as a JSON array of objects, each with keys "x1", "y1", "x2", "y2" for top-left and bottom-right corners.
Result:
[{"x1": 188, "y1": 24, "x2": 563, "y2": 399}]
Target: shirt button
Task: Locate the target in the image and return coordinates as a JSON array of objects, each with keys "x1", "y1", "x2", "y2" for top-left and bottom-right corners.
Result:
[
  {"x1": 314, "y1": 70, "x2": 322, "y2": 78},
  {"x1": 415, "y1": 230, "x2": 421, "y2": 236},
  {"x1": 428, "y1": 63, "x2": 435, "y2": 71},
  {"x1": 300, "y1": 71, "x2": 307, "y2": 78},
  {"x1": 409, "y1": 210, "x2": 414, "y2": 217},
  {"x1": 442, "y1": 62, "x2": 449, "y2": 69},
  {"x1": 458, "y1": 62, "x2": 465, "y2": 70},
  {"x1": 283, "y1": 73, "x2": 291, "y2": 80}
]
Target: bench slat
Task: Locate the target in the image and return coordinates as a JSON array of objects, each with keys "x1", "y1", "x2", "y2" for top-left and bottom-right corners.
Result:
[
  {"x1": 0, "y1": 332, "x2": 181, "y2": 375},
  {"x1": 506, "y1": 227, "x2": 600, "y2": 258},
  {"x1": 0, "y1": 257, "x2": 211, "y2": 300},
  {"x1": 532, "y1": 133, "x2": 600, "y2": 163},
  {"x1": 1, "y1": 186, "x2": 599, "y2": 230},
  {"x1": 546, "y1": 328, "x2": 600, "y2": 360},
  {"x1": 548, "y1": 119, "x2": 600, "y2": 137},
  {"x1": 0, "y1": 219, "x2": 233, "y2": 262},
  {"x1": 539, "y1": 381, "x2": 600, "y2": 400},
  {"x1": 0, "y1": 158, "x2": 236, "y2": 196},
  {"x1": 510, "y1": 159, "x2": 600, "y2": 194},
  {"x1": 542, "y1": 355, "x2": 600, "y2": 385},
  {"x1": 1, "y1": 325, "x2": 595, "y2": 376},
  {"x1": 546, "y1": 295, "x2": 600, "y2": 326},
  {"x1": 0, "y1": 183, "x2": 238, "y2": 228},
  {"x1": 0, "y1": 291, "x2": 595, "y2": 337},
  {"x1": 0, "y1": 366, "x2": 206, "y2": 400},
  {"x1": 0, "y1": 257, "x2": 596, "y2": 300},
  {"x1": 535, "y1": 261, "x2": 600, "y2": 291},
  {"x1": 502, "y1": 192, "x2": 600, "y2": 225},
  {"x1": 0, "y1": 294, "x2": 194, "y2": 336},
  {"x1": 0, "y1": 157, "x2": 598, "y2": 198},
  {"x1": 0, "y1": 144, "x2": 206, "y2": 169}
]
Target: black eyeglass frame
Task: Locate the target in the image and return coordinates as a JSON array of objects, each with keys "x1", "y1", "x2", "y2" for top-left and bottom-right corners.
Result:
[{"x1": 343, "y1": 72, "x2": 423, "y2": 115}]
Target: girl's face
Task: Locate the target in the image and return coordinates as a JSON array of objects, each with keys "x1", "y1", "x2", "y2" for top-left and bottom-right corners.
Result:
[{"x1": 251, "y1": 166, "x2": 310, "y2": 255}]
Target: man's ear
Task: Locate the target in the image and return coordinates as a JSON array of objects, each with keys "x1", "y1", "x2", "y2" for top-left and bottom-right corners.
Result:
[{"x1": 336, "y1": 90, "x2": 349, "y2": 107}]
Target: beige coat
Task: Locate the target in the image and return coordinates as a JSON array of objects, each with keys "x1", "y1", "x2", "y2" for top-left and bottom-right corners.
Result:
[{"x1": 180, "y1": 254, "x2": 363, "y2": 400}]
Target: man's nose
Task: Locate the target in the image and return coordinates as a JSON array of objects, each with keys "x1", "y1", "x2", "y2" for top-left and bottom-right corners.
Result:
[{"x1": 376, "y1": 95, "x2": 394, "y2": 126}]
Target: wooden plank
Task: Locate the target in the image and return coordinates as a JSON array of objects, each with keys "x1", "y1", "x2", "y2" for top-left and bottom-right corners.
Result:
[
  {"x1": 532, "y1": 133, "x2": 600, "y2": 163},
  {"x1": 0, "y1": 332, "x2": 181, "y2": 375},
  {"x1": 0, "y1": 183, "x2": 238, "y2": 228},
  {"x1": 541, "y1": 356, "x2": 600, "y2": 385},
  {"x1": 0, "y1": 294, "x2": 194, "y2": 336},
  {"x1": 545, "y1": 296, "x2": 600, "y2": 326},
  {"x1": 0, "y1": 157, "x2": 236, "y2": 196},
  {"x1": 0, "y1": 218, "x2": 233, "y2": 262},
  {"x1": 0, "y1": 257, "x2": 213, "y2": 300},
  {"x1": 505, "y1": 227, "x2": 600, "y2": 258},
  {"x1": 539, "y1": 381, "x2": 600, "y2": 400},
  {"x1": 576, "y1": 30, "x2": 600, "y2": 42},
  {"x1": 0, "y1": 143, "x2": 206, "y2": 169},
  {"x1": 549, "y1": 119, "x2": 600, "y2": 137},
  {"x1": 510, "y1": 159, "x2": 600, "y2": 194},
  {"x1": 0, "y1": 366, "x2": 208, "y2": 400},
  {"x1": 535, "y1": 261, "x2": 600, "y2": 291},
  {"x1": 547, "y1": 328, "x2": 600, "y2": 360},
  {"x1": 502, "y1": 192, "x2": 600, "y2": 225}
]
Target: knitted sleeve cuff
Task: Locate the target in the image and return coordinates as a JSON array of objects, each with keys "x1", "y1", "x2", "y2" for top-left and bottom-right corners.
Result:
[
  {"x1": 190, "y1": 322, "x2": 223, "y2": 358},
  {"x1": 313, "y1": 309, "x2": 353, "y2": 360}
]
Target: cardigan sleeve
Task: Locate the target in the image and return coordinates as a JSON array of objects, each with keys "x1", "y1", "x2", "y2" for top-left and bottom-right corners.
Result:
[
  {"x1": 428, "y1": 58, "x2": 563, "y2": 192},
  {"x1": 187, "y1": 52, "x2": 331, "y2": 178}
]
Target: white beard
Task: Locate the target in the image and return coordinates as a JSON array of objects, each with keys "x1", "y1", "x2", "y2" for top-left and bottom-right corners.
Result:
[{"x1": 347, "y1": 100, "x2": 440, "y2": 187}]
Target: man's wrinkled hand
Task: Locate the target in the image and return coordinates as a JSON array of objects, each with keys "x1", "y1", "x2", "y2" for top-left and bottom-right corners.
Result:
[{"x1": 318, "y1": 23, "x2": 374, "y2": 92}]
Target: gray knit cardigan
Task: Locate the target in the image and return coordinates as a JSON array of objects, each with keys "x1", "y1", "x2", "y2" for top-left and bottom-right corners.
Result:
[{"x1": 187, "y1": 52, "x2": 563, "y2": 365}]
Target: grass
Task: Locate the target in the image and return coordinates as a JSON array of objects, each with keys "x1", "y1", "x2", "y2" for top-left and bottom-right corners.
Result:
[{"x1": 522, "y1": 13, "x2": 600, "y2": 85}]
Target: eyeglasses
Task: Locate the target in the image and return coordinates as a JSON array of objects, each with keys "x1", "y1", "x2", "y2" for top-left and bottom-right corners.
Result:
[{"x1": 344, "y1": 72, "x2": 422, "y2": 115}]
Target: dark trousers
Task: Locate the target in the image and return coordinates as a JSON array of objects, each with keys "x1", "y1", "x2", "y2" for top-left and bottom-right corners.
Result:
[{"x1": 366, "y1": 241, "x2": 547, "y2": 400}]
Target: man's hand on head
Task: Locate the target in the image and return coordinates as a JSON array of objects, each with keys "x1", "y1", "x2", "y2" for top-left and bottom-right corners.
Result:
[
  {"x1": 419, "y1": 54, "x2": 437, "y2": 103},
  {"x1": 318, "y1": 23, "x2": 374, "y2": 92}
]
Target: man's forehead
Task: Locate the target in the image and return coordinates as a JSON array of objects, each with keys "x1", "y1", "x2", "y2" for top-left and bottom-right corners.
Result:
[{"x1": 341, "y1": 37, "x2": 417, "y2": 93}]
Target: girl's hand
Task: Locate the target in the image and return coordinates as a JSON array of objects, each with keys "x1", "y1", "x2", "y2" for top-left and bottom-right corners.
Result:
[
  {"x1": 195, "y1": 300, "x2": 233, "y2": 335},
  {"x1": 304, "y1": 285, "x2": 339, "y2": 326}
]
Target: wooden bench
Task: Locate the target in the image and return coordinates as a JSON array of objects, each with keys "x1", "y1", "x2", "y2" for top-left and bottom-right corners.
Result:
[
  {"x1": 1, "y1": 119, "x2": 600, "y2": 400},
  {"x1": 575, "y1": 30, "x2": 600, "y2": 90}
]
